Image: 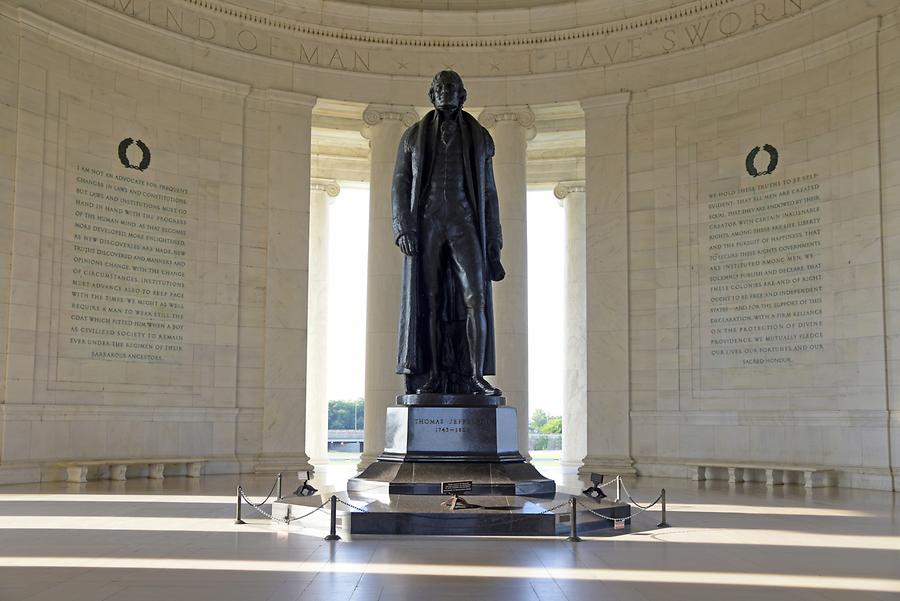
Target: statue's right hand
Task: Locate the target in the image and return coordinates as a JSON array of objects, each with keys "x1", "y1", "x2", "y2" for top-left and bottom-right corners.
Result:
[{"x1": 398, "y1": 233, "x2": 418, "y2": 256}]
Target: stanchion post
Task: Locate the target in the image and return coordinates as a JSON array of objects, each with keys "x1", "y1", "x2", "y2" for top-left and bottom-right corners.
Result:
[
  {"x1": 566, "y1": 496, "x2": 582, "y2": 542},
  {"x1": 324, "y1": 494, "x2": 341, "y2": 541},
  {"x1": 276, "y1": 473, "x2": 283, "y2": 501},
  {"x1": 657, "y1": 488, "x2": 670, "y2": 528},
  {"x1": 615, "y1": 476, "x2": 621, "y2": 503},
  {"x1": 234, "y1": 485, "x2": 245, "y2": 525}
]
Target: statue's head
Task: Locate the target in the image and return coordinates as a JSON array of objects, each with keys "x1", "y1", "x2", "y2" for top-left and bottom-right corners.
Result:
[{"x1": 428, "y1": 70, "x2": 466, "y2": 112}]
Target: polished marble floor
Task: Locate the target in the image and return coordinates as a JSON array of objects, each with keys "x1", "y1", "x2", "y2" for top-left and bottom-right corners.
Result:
[{"x1": 0, "y1": 463, "x2": 897, "y2": 601}]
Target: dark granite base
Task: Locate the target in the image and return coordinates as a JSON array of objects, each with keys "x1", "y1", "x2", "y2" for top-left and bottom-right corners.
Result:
[
  {"x1": 348, "y1": 461, "x2": 556, "y2": 496},
  {"x1": 397, "y1": 393, "x2": 506, "y2": 407},
  {"x1": 273, "y1": 491, "x2": 631, "y2": 537}
]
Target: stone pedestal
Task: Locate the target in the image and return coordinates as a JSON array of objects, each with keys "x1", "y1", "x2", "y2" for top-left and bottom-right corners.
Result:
[
  {"x1": 381, "y1": 403, "x2": 521, "y2": 463},
  {"x1": 350, "y1": 394, "x2": 555, "y2": 496}
]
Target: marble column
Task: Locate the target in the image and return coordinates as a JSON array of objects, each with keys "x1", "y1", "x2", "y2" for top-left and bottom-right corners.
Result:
[
  {"x1": 478, "y1": 106, "x2": 534, "y2": 457},
  {"x1": 358, "y1": 105, "x2": 418, "y2": 470},
  {"x1": 305, "y1": 180, "x2": 341, "y2": 467},
  {"x1": 579, "y1": 93, "x2": 636, "y2": 477},
  {"x1": 256, "y1": 90, "x2": 317, "y2": 475},
  {"x1": 554, "y1": 182, "x2": 588, "y2": 468}
]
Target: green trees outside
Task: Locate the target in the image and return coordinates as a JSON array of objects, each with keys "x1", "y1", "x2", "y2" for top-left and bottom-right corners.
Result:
[
  {"x1": 328, "y1": 398, "x2": 365, "y2": 430},
  {"x1": 529, "y1": 408, "x2": 562, "y2": 451},
  {"x1": 529, "y1": 408, "x2": 562, "y2": 434}
]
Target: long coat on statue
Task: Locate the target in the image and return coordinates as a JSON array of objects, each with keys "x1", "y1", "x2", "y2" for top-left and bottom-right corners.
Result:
[{"x1": 391, "y1": 109, "x2": 503, "y2": 391}]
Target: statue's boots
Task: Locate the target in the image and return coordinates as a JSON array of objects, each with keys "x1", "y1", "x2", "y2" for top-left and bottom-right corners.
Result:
[
  {"x1": 416, "y1": 374, "x2": 442, "y2": 394},
  {"x1": 470, "y1": 375, "x2": 501, "y2": 396}
]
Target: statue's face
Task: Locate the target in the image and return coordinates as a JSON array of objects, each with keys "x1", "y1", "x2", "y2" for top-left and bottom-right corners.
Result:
[{"x1": 431, "y1": 75, "x2": 464, "y2": 111}]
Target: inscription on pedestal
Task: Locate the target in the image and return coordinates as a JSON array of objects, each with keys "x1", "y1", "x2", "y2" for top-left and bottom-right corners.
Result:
[
  {"x1": 60, "y1": 157, "x2": 191, "y2": 364},
  {"x1": 700, "y1": 172, "x2": 829, "y2": 375},
  {"x1": 383, "y1": 405, "x2": 520, "y2": 459}
]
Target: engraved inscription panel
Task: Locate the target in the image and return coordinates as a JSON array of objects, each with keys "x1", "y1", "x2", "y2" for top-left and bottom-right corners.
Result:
[
  {"x1": 699, "y1": 173, "x2": 830, "y2": 380},
  {"x1": 59, "y1": 156, "x2": 194, "y2": 366}
]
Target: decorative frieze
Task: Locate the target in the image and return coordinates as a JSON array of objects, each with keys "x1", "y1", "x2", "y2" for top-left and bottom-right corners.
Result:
[{"x1": 84, "y1": 0, "x2": 817, "y2": 77}]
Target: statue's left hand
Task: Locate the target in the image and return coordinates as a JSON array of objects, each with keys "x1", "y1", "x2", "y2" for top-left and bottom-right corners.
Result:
[{"x1": 398, "y1": 233, "x2": 418, "y2": 256}]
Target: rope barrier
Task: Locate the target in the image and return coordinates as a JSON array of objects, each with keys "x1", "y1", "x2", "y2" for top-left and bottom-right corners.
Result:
[
  {"x1": 566, "y1": 497, "x2": 582, "y2": 542},
  {"x1": 593, "y1": 478, "x2": 621, "y2": 489},
  {"x1": 619, "y1": 481, "x2": 664, "y2": 510},
  {"x1": 541, "y1": 500, "x2": 570, "y2": 515},
  {"x1": 238, "y1": 488, "x2": 328, "y2": 525},
  {"x1": 333, "y1": 494, "x2": 574, "y2": 531},
  {"x1": 570, "y1": 476, "x2": 672, "y2": 536},
  {"x1": 575, "y1": 496, "x2": 656, "y2": 521},
  {"x1": 338, "y1": 496, "x2": 570, "y2": 517},
  {"x1": 234, "y1": 474, "x2": 328, "y2": 527},
  {"x1": 335, "y1": 497, "x2": 370, "y2": 513},
  {"x1": 253, "y1": 476, "x2": 281, "y2": 507},
  {"x1": 233, "y1": 473, "x2": 671, "y2": 541},
  {"x1": 325, "y1": 495, "x2": 341, "y2": 541}
]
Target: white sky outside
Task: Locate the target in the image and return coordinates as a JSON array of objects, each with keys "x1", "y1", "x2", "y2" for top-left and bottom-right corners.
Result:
[{"x1": 325, "y1": 186, "x2": 565, "y2": 418}]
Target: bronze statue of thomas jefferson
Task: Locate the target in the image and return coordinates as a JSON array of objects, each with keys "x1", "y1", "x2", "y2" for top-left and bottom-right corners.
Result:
[{"x1": 392, "y1": 71, "x2": 505, "y2": 396}]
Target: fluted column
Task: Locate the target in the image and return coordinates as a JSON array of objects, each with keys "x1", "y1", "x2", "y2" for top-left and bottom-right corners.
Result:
[
  {"x1": 305, "y1": 180, "x2": 341, "y2": 466},
  {"x1": 478, "y1": 106, "x2": 534, "y2": 457},
  {"x1": 579, "y1": 93, "x2": 635, "y2": 477},
  {"x1": 359, "y1": 105, "x2": 418, "y2": 470},
  {"x1": 256, "y1": 90, "x2": 317, "y2": 475},
  {"x1": 554, "y1": 182, "x2": 587, "y2": 468}
]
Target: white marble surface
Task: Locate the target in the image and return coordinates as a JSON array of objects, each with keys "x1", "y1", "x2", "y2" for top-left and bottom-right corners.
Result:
[
  {"x1": 628, "y1": 17, "x2": 896, "y2": 490},
  {"x1": 359, "y1": 106, "x2": 416, "y2": 469},
  {"x1": 555, "y1": 183, "x2": 587, "y2": 467},
  {"x1": 2, "y1": 0, "x2": 900, "y2": 491},
  {"x1": 0, "y1": 470, "x2": 897, "y2": 601},
  {"x1": 581, "y1": 93, "x2": 635, "y2": 476},
  {"x1": 482, "y1": 106, "x2": 534, "y2": 454},
  {"x1": 305, "y1": 182, "x2": 340, "y2": 466}
]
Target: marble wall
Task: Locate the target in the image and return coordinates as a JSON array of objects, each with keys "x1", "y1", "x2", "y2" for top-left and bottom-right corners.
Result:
[
  {"x1": 878, "y1": 11, "x2": 900, "y2": 490},
  {"x1": 628, "y1": 19, "x2": 895, "y2": 489},
  {"x1": 0, "y1": 0, "x2": 898, "y2": 489},
  {"x1": 0, "y1": 13, "x2": 254, "y2": 483},
  {"x1": 0, "y1": 6, "x2": 17, "y2": 476}
]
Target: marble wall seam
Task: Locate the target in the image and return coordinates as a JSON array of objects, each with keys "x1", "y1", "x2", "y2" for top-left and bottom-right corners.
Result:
[
  {"x1": 6, "y1": 43, "x2": 46, "y2": 407},
  {"x1": 0, "y1": 6, "x2": 20, "y2": 413},
  {"x1": 0, "y1": 403, "x2": 240, "y2": 421},
  {"x1": 876, "y1": 9, "x2": 900, "y2": 488},
  {"x1": 631, "y1": 409, "x2": 890, "y2": 426}
]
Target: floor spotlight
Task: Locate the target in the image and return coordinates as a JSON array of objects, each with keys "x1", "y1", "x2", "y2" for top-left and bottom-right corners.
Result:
[
  {"x1": 294, "y1": 470, "x2": 318, "y2": 497},
  {"x1": 582, "y1": 472, "x2": 607, "y2": 499}
]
